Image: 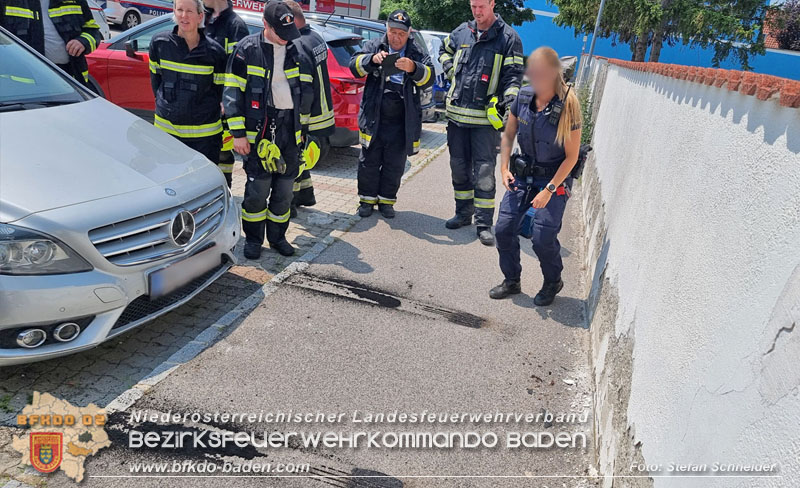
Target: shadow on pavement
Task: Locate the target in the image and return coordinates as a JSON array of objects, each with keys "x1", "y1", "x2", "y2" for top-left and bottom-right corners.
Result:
[
  {"x1": 313, "y1": 239, "x2": 375, "y2": 274},
  {"x1": 377, "y1": 210, "x2": 478, "y2": 246},
  {"x1": 510, "y1": 292, "x2": 587, "y2": 329}
]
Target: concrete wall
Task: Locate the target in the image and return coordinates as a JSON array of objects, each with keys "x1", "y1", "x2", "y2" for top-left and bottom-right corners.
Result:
[{"x1": 581, "y1": 62, "x2": 800, "y2": 487}]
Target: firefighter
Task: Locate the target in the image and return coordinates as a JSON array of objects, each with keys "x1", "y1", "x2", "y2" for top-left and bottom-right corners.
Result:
[
  {"x1": 349, "y1": 9, "x2": 434, "y2": 218},
  {"x1": 439, "y1": 0, "x2": 523, "y2": 246},
  {"x1": 490, "y1": 47, "x2": 582, "y2": 306},
  {"x1": 0, "y1": 0, "x2": 101, "y2": 88},
  {"x1": 286, "y1": 0, "x2": 335, "y2": 216},
  {"x1": 224, "y1": 1, "x2": 313, "y2": 259},
  {"x1": 203, "y1": 0, "x2": 249, "y2": 187},
  {"x1": 149, "y1": 0, "x2": 227, "y2": 165}
]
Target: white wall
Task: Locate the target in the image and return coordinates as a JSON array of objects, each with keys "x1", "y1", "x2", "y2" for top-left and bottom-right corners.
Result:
[{"x1": 584, "y1": 64, "x2": 800, "y2": 487}]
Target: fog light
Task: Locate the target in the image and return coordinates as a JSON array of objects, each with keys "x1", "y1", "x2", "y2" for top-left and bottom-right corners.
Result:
[
  {"x1": 16, "y1": 329, "x2": 46, "y2": 348},
  {"x1": 53, "y1": 322, "x2": 81, "y2": 342}
]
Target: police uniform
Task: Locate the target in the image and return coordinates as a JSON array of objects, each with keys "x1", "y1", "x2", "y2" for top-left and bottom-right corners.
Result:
[
  {"x1": 149, "y1": 26, "x2": 227, "y2": 162},
  {"x1": 292, "y1": 23, "x2": 335, "y2": 209},
  {"x1": 223, "y1": 2, "x2": 312, "y2": 258},
  {"x1": 492, "y1": 86, "x2": 580, "y2": 304},
  {"x1": 439, "y1": 14, "x2": 523, "y2": 242},
  {"x1": 204, "y1": 0, "x2": 249, "y2": 186},
  {"x1": 350, "y1": 9, "x2": 434, "y2": 217},
  {"x1": 0, "y1": 0, "x2": 101, "y2": 88}
]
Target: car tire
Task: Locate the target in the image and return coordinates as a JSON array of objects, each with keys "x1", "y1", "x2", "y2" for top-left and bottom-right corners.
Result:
[{"x1": 122, "y1": 11, "x2": 140, "y2": 30}]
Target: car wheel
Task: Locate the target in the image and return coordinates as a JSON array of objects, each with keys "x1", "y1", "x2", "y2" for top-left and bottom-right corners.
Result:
[{"x1": 122, "y1": 11, "x2": 140, "y2": 30}]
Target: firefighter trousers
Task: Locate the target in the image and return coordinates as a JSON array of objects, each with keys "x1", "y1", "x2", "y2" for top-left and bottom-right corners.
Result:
[
  {"x1": 358, "y1": 95, "x2": 406, "y2": 206},
  {"x1": 446, "y1": 123, "x2": 500, "y2": 227}
]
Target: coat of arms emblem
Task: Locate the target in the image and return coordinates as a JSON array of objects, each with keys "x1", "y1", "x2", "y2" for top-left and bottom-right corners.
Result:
[{"x1": 30, "y1": 432, "x2": 63, "y2": 473}]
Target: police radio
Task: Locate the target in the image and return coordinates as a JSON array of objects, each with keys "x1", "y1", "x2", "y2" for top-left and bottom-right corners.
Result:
[{"x1": 547, "y1": 83, "x2": 572, "y2": 126}]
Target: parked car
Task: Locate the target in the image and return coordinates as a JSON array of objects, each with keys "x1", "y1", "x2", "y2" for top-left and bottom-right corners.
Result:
[
  {"x1": 304, "y1": 11, "x2": 438, "y2": 122},
  {"x1": 104, "y1": 0, "x2": 173, "y2": 30},
  {"x1": 86, "y1": 10, "x2": 365, "y2": 150},
  {"x1": 0, "y1": 27, "x2": 239, "y2": 365},
  {"x1": 88, "y1": 0, "x2": 112, "y2": 41}
]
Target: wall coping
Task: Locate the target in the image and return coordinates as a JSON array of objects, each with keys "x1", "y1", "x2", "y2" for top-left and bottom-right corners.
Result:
[{"x1": 592, "y1": 56, "x2": 800, "y2": 108}]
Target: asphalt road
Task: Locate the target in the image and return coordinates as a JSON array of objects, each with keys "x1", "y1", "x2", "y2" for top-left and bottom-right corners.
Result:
[{"x1": 45, "y1": 149, "x2": 597, "y2": 487}]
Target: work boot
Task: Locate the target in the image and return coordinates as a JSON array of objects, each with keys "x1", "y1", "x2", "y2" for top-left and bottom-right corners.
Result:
[
  {"x1": 358, "y1": 203, "x2": 374, "y2": 217},
  {"x1": 294, "y1": 194, "x2": 316, "y2": 207},
  {"x1": 270, "y1": 239, "x2": 295, "y2": 257},
  {"x1": 477, "y1": 226, "x2": 494, "y2": 246},
  {"x1": 243, "y1": 242, "x2": 262, "y2": 260},
  {"x1": 489, "y1": 279, "x2": 521, "y2": 299},
  {"x1": 534, "y1": 279, "x2": 564, "y2": 306},
  {"x1": 445, "y1": 214, "x2": 472, "y2": 229},
  {"x1": 290, "y1": 205, "x2": 298, "y2": 218},
  {"x1": 378, "y1": 204, "x2": 395, "y2": 219}
]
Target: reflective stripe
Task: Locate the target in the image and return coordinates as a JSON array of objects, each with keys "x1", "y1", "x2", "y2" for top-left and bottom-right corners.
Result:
[
  {"x1": 241, "y1": 209, "x2": 267, "y2": 222},
  {"x1": 309, "y1": 117, "x2": 335, "y2": 132},
  {"x1": 439, "y1": 52, "x2": 453, "y2": 64},
  {"x1": 454, "y1": 190, "x2": 474, "y2": 200},
  {"x1": 446, "y1": 102, "x2": 487, "y2": 117},
  {"x1": 149, "y1": 59, "x2": 160, "y2": 74},
  {"x1": 359, "y1": 195, "x2": 378, "y2": 204},
  {"x1": 353, "y1": 54, "x2": 368, "y2": 77},
  {"x1": 298, "y1": 177, "x2": 313, "y2": 189},
  {"x1": 285, "y1": 67, "x2": 299, "y2": 79},
  {"x1": 266, "y1": 209, "x2": 290, "y2": 223},
  {"x1": 227, "y1": 116, "x2": 245, "y2": 130},
  {"x1": 159, "y1": 59, "x2": 214, "y2": 75},
  {"x1": 213, "y1": 73, "x2": 225, "y2": 85},
  {"x1": 300, "y1": 113, "x2": 310, "y2": 124},
  {"x1": 247, "y1": 65, "x2": 266, "y2": 77},
  {"x1": 4, "y1": 6, "x2": 34, "y2": 18},
  {"x1": 299, "y1": 73, "x2": 313, "y2": 83},
  {"x1": 82, "y1": 70, "x2": 88, "y2": 82},
  {"x1": 443, "y1": 36, "x2": 454, "y2": 53},
  {"x1": 446, "y1": 49, "x2": 463, "y2": 88},
  {"x1": 154, "y1": 116, "x2": 223, "y2": 138},
  {"x1": 487, "y1": 53, "x2": 502, "y2": 96},
  {"x1": 225, "y1": 73, "x2": 247, "y2": 91},
  {"x1": 295, "y1": 130, "x2": 302, "y2": 145},
  {"x1": 447, "y1": 112, "x2": 493, "y2": 126},
  {"x1": 80, "y1": 32, "x2": 96, "y2": 51},
  {"x1": 48, "y1": 5, "x2": 82, "y2": 17},
  {"x1": 293, "y1": 181, "x2": 301, "y2": 192},
  {"x1": 225, "y1": 39, "x2": 239, "y2": 54},
  {"x1": 246, "y1": 131, "x2": 258, "y2": 143},
  {"x1": 378, "y1": 196, "x2": 396, "y2": 205},
  {"x1": 503, "y1": 86, "x2": 520, "y2": 98},
  {"x1": 359, "y1": 131, "x2": 371, "y2": 147},
  {"x1": 218, "y1": 163, "x2": 234, "y2": 173},
  {"x1": 83, "y1": 19, "x2": 100, "y2": 29},
  {"x1": 474, "y1": 198, "x2": 495, "y2": 208},
  {"x1": 415, "y1": 64, "x2": 432, "y2": 87}
]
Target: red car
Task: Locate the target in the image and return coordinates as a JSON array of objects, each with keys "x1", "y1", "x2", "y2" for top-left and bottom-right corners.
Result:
[{"x1": 86, "y1": 9, "x2": 364, "y2": 151}]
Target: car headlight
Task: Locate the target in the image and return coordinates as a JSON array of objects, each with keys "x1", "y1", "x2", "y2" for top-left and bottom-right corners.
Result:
[{"x1": 0, "y1": 224, "x2": 92, "y2": 275}]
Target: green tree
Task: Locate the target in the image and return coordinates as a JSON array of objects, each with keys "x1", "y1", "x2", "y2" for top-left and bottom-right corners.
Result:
[
  {"x1": 551, "y1": 0, "x2": 771, "y2": 69},
  {"x1": 388, "y1": 0, "x2": 534, "y2": 32}
]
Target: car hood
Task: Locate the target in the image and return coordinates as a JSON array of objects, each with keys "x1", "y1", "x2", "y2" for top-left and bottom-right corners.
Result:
[{"x1": 0, "y1": 98, "x2": 211, "y2": 222}]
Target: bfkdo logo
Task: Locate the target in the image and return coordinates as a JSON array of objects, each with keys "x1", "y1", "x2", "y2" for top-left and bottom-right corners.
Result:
[{"x1": 30, "y1": 432, "x2": 63, "y2": 473}]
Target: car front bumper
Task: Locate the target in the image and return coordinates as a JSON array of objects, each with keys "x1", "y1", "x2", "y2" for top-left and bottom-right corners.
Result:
[{"x1": 0, "y1": 184, "x2": 240, "y2": 366}]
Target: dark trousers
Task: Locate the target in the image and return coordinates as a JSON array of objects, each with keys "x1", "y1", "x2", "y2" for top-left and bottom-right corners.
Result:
[
  {"x1": 56, "y1": 62, "x2": 93, "y2": 92},
  {"x1": 494, "y1": 180, "x2": 571, "y2": 284},
  {"x1": 293, "y1": 169, "x2": 315, "y2": 206},
  {"x1": 218, "y1": 149, "x2": 234, "y2": 187},
  {"x1": 358, "y1": 94, "x2": 406, "y2": 206},
  {"x1": 241, "y1": 114, "x2": 300, "y2": 246},
  {"x1": 446, "y1": 123, "x2": 500, "y2": 227},
  {"x1": 179, "y1": 134, "x2": 222, "y2": 164}
]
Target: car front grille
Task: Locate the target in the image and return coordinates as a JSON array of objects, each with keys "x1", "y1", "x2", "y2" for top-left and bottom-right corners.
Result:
[{"x1": 88, "y1": 186, "x2": 226, "y2": 266}]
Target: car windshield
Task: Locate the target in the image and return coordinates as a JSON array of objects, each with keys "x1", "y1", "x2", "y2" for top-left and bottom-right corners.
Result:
[
  {"x1": 328, "y1": 38, "x2": 360, "y2": 67},
  {"x1": 0, "y1": 31, "x2": 88, "y2": 110}
]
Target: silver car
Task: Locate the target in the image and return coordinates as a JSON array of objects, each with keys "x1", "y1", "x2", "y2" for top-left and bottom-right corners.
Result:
[
  {"x1": 104, "y1": 0, "x2": 173, "y2": 30},
  {"x1": 0, "y1": 28, "x2": 239, "y2": 366}
]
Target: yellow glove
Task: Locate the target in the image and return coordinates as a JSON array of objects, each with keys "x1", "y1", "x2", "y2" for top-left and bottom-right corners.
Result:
[
  {"x1": 487, "y1": 96, "x2": 504, "y2": 130},
  {"x1": 257, "y1": 139, "x2": 284, "y2": 173},
  {"x1": 302, "y1": 137, "x2": 321, "y2": 171}
]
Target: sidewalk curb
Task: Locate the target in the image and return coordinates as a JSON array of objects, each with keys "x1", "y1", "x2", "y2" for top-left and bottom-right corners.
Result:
[{"x1": 104, "y1": 143, "x2": 449, "y2": 414}]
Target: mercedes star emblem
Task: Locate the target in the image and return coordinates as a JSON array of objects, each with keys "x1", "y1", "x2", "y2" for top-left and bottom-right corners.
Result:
[
  {"x1": 170, "y1": 211, "x2": 195, "y2": 246},
  {"x1": 165, "y1": 188, "x2": 177, "y2": 196}
]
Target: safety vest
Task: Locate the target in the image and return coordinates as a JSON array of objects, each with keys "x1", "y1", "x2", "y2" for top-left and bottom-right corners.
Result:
[{"x1": 516, "y1": 86, "x2": 565, "y2": 168}]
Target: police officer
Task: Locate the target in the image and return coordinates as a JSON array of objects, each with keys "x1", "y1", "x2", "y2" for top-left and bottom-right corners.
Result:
[
  {"x1": 0, "y1": 0, "x2": 101, "y2": 88},
  {"x1": 203, "y1": 0, "x2": 249, "y2": 187},
  {"x1": 350, "y1": 9, "x2": 434, "y2": 218},
  {"x1": 439, "y1": 0, "x2": 523, "y2": 245},
  {"x1": 286, "y1": 0, "x2": 335, "y2": 215},
  {"x1": 224, "y1": 1, "x2": 313, "y2": 259},
  {"x1": 490, "y1": 47, "x2": 582, "y2": 306},
  {"x1": 149, "y1": 0, "x2": 227, "y2": 164}
]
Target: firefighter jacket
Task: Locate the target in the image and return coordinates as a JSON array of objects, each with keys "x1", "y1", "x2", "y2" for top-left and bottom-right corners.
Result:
[
  {"x1": 222, "y1": 32, "x2": 313, "y2": 147},
  {"x1": 0, "y1": 0, "x2": 101, "y2": 83},
  {"x1": 204, "y1": 1, "x2": 249, "y2": 55},
  {"x1": 349, "y1": 34, "x2": 434, "y2": 156},
  {"x1": 149, "y1": 27, "x2": 227, "y2": 140},
  {"x1": 294, "y1": 24, "x2": 335, "y2": 137},
  {"x1": 438, "y1": 14, "x2": 523, "y2": 128}
]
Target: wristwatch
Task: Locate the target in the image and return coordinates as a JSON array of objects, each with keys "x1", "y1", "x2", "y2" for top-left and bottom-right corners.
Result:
[{"x1": 545, "y1": 183, "x2": 557, "y2": 193}]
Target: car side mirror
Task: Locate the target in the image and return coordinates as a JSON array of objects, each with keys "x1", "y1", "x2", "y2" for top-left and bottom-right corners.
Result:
[{"x1": 124, "y1": 39, "x2": 139, "y2": 58}]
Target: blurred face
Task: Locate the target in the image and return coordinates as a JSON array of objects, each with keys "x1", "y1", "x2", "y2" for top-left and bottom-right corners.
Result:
[
  {"x1": 263, "y1": 21, "x2": 288, "y2": 45},
  {"x1": 386, "y1": 26, "x2": 409, "y2": 51},
  {"x1": 470, "y1": 0, "x2": 495, "y2": 28},
  {"x1": 174, "y1": 0, "x2": 203, "y2": 34},
  {"x1": 527, "y1": 55, "x2": 560, "y2": 94}
]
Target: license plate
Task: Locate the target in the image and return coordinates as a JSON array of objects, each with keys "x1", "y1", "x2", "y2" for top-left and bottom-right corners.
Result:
[{"x1": 148, "y1": 247, "x2": 221, "y2": 299}]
